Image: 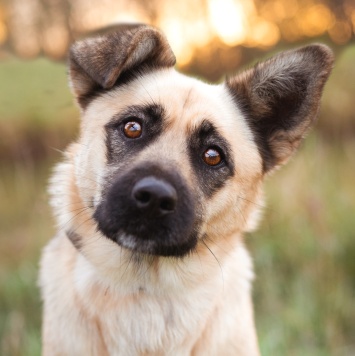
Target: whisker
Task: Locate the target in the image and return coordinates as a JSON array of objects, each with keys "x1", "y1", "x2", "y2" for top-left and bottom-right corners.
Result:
[
  {"x1": 201, "y1": 239, "x2": 224, "y2": 290},
  {"x1": 58, "y1": 207, "x2": 92, "y2": 231},
  {"x1": 120, "y1": 250, "x2": 135, "y2": 280}
]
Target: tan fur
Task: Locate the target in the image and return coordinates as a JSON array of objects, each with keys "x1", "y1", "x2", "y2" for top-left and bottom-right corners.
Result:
[
  {"x1": 40, "y1": 69, "x2": 262, "y2": 355},
  {"x1": 40, "y1": 25, "x2": 333, "y2": 355}
]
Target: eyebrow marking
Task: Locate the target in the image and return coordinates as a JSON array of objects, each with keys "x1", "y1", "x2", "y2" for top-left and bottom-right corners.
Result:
[{"x1": 182, "y1": 87, "x2": 193, "y2": 113}]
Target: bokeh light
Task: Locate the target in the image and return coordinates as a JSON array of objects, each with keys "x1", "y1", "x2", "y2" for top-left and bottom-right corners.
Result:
[{"x1": 0, "y1": 0, "x2": 354, "y2": 64}]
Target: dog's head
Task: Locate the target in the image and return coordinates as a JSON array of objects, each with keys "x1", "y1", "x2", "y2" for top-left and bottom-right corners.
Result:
[{"x1": 63, "y1": 24, "x2": 333, "y2": 261}]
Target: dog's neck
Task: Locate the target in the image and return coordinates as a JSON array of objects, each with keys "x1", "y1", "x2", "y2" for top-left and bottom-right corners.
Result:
[
  {"x1": 65, "y1": 227, "x2": 252, "y2": 296},
  {"x1": 64, "y1": 228, "x2": 254, "y2": 307}
]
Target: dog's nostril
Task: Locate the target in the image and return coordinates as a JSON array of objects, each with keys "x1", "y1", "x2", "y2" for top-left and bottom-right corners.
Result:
[
  {"x1": 135, "y1": 190, "x2": 151, "y2": 205},
  {"x1": 132, "y1": 177, "x2": 177, "y2": 216},
  {"x1": 160, "y1": 198, "x2": 175, "y2": 212}
]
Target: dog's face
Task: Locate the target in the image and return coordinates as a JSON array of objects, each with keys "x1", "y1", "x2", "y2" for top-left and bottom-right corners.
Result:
[
  {"x1": 63, "y1": 25, "x2": 333, "y2": 263},
  {"x1": 74, "y1": 68, "x2": 261, "y2": 257}
]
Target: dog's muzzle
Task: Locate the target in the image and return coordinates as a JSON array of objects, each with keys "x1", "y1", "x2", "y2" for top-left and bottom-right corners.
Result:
[{"x1": 93, "y1": 165, "x2": 197, "y2": 257}]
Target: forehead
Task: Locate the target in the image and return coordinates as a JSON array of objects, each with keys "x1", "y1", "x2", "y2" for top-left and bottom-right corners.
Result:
[{"x1": 86, "y1": 69, "x2": 250, "y2": 135}]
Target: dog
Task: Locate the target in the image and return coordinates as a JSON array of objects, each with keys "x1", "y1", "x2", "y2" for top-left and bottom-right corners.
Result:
[{"x1": 39, "y1": 24, "x2": 333, "y2": 355}]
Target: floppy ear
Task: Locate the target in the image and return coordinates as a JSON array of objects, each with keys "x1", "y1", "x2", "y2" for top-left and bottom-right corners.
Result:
[
  {"x1": 226, "y1": 44, "x2": 334, "y2": 173},
  {"x1": 69, "y1": 24, "x2": 176, "y2": 108}
]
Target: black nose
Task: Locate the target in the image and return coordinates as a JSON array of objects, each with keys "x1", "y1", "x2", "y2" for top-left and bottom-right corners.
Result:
[{"x1": 132, "y1": 177, "x2": 177, "y2": 217}]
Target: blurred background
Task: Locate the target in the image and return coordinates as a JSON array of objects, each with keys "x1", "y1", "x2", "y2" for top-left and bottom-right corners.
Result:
[{"x1": 0, "y1": 0, "x2": 354, "y2": 355}]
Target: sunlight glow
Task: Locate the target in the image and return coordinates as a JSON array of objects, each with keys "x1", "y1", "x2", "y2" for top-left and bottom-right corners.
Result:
[
  {"x1": 350, "y1": 10, "x2": 355, "y2": 34},
  {"x1": 260, "y1": 0, "x2": 298, "y2": 21},
  {"x1": 3, "y1": 0, "x2": 354, "y2": 62},
  {"x1": 111, "y1": 10, "x2": 149, "y2": 26},
  {"x1": 43, "y1": 25, "x2": 68, "y2": 58},
  {"x1": 0, "y1": 21, "x2": 7, "y2": 44},
  {"x1": 160, "y1": 18, "x2": 194, "y2": 65},
  {"x1": 249, "y1": 19, "x2": 280, "y2": 48},
  {"x1": 328, "y1": 21, "x2": 352, "y2": 44},
  {"x1": 208, "y1": 0, "x2": 249, "y2": 46},
  {"x1": 300, "y1": 5, "x2": 334, "y2": 37}
]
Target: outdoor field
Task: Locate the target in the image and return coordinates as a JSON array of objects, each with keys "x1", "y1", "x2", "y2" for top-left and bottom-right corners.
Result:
[{"x1": 0, "y1": 1, "x2": 355, "y2": 355}]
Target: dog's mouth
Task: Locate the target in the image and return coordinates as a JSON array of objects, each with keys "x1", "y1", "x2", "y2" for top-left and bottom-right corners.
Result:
[
  {"x1": 111, "y1": 230, "x2": 198, "y2": 257},
  {"x1": 93, "y1": 166, "x2": 198, "y2": 257}
]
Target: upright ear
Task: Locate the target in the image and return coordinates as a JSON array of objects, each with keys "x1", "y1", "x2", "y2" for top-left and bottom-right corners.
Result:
[
  {"x1": 226, "y1": 44, "x2": 334, "y2": 173},
  {"x1": 69, "y1": 24, "x2": 176, "y2": 108}
]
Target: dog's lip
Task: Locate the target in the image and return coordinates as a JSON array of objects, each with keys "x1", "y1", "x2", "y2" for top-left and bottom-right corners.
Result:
[
  {"x1": 108, "y1": 231, "x2": 198, "y2": 257},
  {"x1": 115, "y1": 232, "x2": 154, "y2": 252}
]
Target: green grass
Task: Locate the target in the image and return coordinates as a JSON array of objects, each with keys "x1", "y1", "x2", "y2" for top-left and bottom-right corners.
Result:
[
  {"x1": 0, "y1": 161, "x2": 54, "y2": 356},
  {"x1": 0, "y1": 57, "x2": 76, "y2": 124},
  {"x1": 250, "y1": 137, "x2": 355, "y2": 355}
]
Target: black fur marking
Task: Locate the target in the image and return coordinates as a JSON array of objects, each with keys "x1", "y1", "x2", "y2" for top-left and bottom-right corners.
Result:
[
  {"x1": 105, "y1": 103, "x2": 165, "y2": 164},
  {"x1": 188, "y1": 120, "x2": 234, "y2": 198},
  {"x1": 66, "y1": 230, "x2": 82, "y2": 250},
  {"x1": 94, "y1": 164, "x2": 199, "y2": 257}
]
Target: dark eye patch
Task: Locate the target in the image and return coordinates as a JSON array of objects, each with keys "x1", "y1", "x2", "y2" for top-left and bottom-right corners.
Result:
[
  {"x1": 188, "y1": 119, "x2": 234, "y2": 198},
  {"x1": 105, "y1": 104, "x2": 165, "y2": 164}
]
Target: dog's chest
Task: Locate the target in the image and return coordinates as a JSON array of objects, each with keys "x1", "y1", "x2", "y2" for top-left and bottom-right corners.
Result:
[{"x1": 73, "y1": 255, "x2": 218, "y2": 355}]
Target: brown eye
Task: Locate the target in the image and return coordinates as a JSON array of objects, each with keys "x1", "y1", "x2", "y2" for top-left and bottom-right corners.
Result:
[
  {"x1": 203, "y1": 148, "x2": 222, "y2": 166},
  {"x1": 124, "y1": 121, "x2": 142, "y2": 139}
]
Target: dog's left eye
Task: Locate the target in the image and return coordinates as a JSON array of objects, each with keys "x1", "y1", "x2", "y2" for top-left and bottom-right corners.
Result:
[
  {"x1": 123, "y1": 121, "x2": 142, "y2": 139},
  {"x1": 202, "y1": 148, "x2": 223, "y2": 166}
]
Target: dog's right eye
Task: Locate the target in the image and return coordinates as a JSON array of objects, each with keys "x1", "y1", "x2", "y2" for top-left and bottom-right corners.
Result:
[
  {"x1": 123, "y1": 121, "x2": 142, "y2": 139},
  {"x1": 202, "y1": 148, "x2": 222, "y2": 166}
]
